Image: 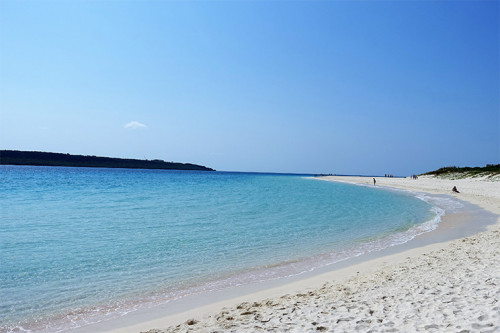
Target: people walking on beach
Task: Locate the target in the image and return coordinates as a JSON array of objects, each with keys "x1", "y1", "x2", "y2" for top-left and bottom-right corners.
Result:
[{"x1": 373, "y1": 178, "x2": 376, "y2": 186}]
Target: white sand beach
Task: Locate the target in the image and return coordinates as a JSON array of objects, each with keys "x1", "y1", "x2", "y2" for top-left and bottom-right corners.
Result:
[{"x1": 96, "y1": 175, "x2": 500, "y2": 333}]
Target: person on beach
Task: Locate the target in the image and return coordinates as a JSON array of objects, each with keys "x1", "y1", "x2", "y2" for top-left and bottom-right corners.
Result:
[
  {"x1": 452, "y1": 186, "x2": 460, "y2": 193},
  {"x1": 373, "y1": 178, "x2": 376, "y2": 186}
]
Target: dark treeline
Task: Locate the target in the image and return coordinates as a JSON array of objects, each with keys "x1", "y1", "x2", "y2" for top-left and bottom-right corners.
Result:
[
  {"x1": 0, "y1": 150, "x2": 215, "y2": 171},
  {"x1": 423, "y1": 164, "x2": 499, "y2": 176}
]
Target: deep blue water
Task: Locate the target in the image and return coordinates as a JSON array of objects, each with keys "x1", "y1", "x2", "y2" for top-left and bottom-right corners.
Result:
[{"x1": 0, "y1": 166, "x2": 437, "y2": 332}]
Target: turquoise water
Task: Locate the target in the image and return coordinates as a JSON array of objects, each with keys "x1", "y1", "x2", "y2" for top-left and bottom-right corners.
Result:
[{"x1": 0, "y1": 166, "x2": 437, "y2": 332}]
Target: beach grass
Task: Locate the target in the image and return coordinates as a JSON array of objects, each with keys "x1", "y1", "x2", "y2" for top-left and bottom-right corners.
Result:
[{"x1": 421, "y1": 164, "x2": 500, "y2": 180}]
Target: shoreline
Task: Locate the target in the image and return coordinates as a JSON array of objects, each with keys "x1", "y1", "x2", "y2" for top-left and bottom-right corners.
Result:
[{"x1": 71, "y1": 175, "x2": 500, "y2": 333}]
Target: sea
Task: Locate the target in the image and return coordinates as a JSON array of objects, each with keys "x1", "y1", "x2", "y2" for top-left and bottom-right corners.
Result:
[{"x1": 0, "y1": 165, "x2": 452, "y2": 333}]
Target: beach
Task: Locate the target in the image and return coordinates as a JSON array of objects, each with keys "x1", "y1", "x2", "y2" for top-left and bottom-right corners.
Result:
[
  {"x1": 97, "y1": 175, "x2": 500, "y2": 333},
  {"x1": 3, "y1": 1, "x2": 498, "y2": 332}
]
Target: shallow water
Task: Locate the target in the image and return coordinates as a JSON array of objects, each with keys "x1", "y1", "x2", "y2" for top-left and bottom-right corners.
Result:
[{"x1": 1, "y1": 166, "x2": 438, "y2": 332}]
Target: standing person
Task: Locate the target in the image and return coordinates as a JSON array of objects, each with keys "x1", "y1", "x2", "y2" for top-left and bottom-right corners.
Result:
[{"x1": 373, "y1": 178, "x2": 376, "y2": 186}]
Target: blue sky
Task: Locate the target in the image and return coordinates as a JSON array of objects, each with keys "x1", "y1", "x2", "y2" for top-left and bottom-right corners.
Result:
[{"x1": 0, "y1": 1, "x2": 498, "y2": 175}]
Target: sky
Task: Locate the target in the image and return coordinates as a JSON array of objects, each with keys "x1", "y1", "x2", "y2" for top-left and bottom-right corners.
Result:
[{"x1": 0, "y1": 1, "x2": 498, "y2": 175}]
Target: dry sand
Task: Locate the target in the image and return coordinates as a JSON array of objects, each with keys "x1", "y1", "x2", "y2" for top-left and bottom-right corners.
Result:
[{"x1": 101, "y1": 175, "x2": 500, "y2": 333}]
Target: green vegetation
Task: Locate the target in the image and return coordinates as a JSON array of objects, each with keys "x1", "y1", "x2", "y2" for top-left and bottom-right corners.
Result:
[
  {"x1": 422, "y1": 164, "x2": 499, "y2": 179},
  {"x1": 0, "y1": 150, "x2": 215, "y2": 171}
]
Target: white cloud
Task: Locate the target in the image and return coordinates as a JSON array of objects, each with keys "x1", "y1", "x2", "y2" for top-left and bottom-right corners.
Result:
[{"x1": 124, "y1": 121, "x2": 147, "y2": 130}]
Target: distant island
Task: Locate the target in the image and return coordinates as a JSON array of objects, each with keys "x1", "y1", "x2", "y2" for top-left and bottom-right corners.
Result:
[{"x1": 0, "y1": 150, "x2": 215, "y2": 171}]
